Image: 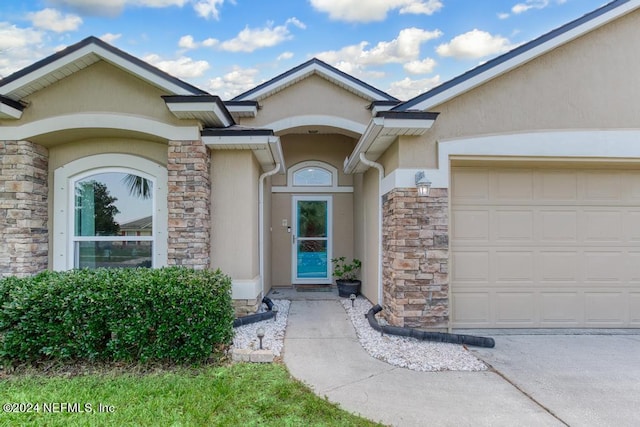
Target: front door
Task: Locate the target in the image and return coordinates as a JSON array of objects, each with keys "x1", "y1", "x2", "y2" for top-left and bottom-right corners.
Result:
[{"x1": 292, "y1": 195, "x2": 332, "y2": 284}]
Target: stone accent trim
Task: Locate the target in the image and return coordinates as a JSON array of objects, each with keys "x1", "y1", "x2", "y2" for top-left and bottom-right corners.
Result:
[
  {"x1": 167, "y1": 140, "x2": 211, "y2": 269},
  {"x1": 0, "y1": 141, "x2": 49, "y2": 278},
  {"x1": 232, "y1": 296, "x2": 262, "y2": 318},
  {"x1": 382, "y1": 188, "x2": 449, "y2": 330}
]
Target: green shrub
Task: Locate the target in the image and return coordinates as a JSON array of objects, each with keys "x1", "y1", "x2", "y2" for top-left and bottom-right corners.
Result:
[{"x1": 0, "y1": 267, "x2": 234, "y2": 363}]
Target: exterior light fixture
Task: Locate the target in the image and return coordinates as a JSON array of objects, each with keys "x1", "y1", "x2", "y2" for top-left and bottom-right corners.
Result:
[
  {"x1": 256, "y1": 327, "x2": 265, "y2": 350},
  {"x1": 272, "y1": 305, "x2": 279, "y2": 320},
  {"x1": 415, "y1": 171, "x2": 432, "y2": 197},
  {"x1": 349, "y1": 293, "x2": 356, "y2": 307}
]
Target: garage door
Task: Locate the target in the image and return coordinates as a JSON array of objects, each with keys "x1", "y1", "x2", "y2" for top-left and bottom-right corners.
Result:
[{"x1": 451, "y1": 164, "x2": 640, "y2": 328}]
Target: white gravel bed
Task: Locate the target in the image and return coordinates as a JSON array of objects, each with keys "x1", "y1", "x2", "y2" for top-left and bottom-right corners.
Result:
[
  {"x1": 341, "y1": 297, "x2": 488, "y2": 372},
  {"x1": 231, "y1": 297, "x2": 486, "y2": 371},
  {"x1": 231, "y1": 299, "x2": 290, "y2": 357}
]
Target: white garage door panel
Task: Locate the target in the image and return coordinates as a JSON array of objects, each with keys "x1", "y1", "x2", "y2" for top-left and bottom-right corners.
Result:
[{"x1": 452, "y1": 165, "x2": 640, "y2": 328}]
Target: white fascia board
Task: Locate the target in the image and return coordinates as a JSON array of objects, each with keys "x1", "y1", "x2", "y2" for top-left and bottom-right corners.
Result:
[
  {"x1": 1, "y1": 44, "x2": 194, "y2": 97},
  {"x1": 236, "y1": 62, "x2": 383, "y2": 102},
  {"x1": 203, "y1": 134, "x2": 273, "y2": 146},
  {"x1": 226, "y1": 104, "x2": 257, "y2": 117},
  {"x1": 343, "y1": 116, "x2": 436, "y2": 173},
  {"x1": 344, "y1": 117, "x2": 384, "y2": 174},
  {"x1": 0, "y1": 102, "x2": 23, "y2": 119},
  {"x1": 409, "y1": 1, "x2": 640, "y2": 111}
]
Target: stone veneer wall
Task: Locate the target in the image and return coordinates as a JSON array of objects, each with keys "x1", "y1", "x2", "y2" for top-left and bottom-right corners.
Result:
[
  {"x1": 382, "y1": 188, "x2": 449, "y2": 330},
  {"x1": 167, "y1": 140, "x2": 211, "y2": 269},
  {"x1": 0, "y1": 141, "x2": 49, "y2": 278}
]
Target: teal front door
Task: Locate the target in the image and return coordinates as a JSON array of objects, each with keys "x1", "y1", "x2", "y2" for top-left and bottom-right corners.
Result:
[{"x1": 292, "y1": 195, "x2": 332, "y2": 284}]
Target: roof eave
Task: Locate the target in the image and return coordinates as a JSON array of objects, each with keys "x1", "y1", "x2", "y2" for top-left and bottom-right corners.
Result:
[
  {"x1": 163, "y1": 95, "x2": 235, "y2": 127},
  {"x1": 344, "y1": 112, "x2": 439, "y2": 174},
  {"x1": 202, "y1": 129, "x2": 285, "y2": 173},
  {"x1": 395, "y1": 0, "x2": 640, "y2": 112}
]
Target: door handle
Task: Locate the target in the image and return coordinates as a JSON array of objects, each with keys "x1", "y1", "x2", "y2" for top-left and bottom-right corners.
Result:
[{"x1": 292, "y1": 234, "x2": 297, "y2": 244}]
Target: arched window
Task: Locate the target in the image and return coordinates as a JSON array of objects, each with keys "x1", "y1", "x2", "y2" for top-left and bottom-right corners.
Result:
[
  {"x1": 54, "y1": 154, "x2": 168, "y2": 270},
  {"x1": 293, "y1": 166, "x2": 332, "y2": 186}
]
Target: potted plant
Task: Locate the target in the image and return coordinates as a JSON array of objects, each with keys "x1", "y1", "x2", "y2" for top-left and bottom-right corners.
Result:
[{"x1": 331, "y1": 256, "x2": 362, "y2": 297}]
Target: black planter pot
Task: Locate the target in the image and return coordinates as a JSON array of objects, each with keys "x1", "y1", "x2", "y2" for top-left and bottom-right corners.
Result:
[{"x1": 336, "y1": 279, "x2": 361, "y2": 298}]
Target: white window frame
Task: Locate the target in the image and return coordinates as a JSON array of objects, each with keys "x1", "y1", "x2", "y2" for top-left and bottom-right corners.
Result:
[
  {"x1": 53, "y1": 154, "x2": 168, "y2": 270},
  {"x1": 272, "y1": 161, "x2": 353, "y2": 193}
]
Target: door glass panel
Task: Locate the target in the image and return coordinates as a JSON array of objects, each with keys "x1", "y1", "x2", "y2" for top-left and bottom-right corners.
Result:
[
  {"x1": 295, "y1": 199, "x2": 329, "y2": 281},
  {"x1": 297, "y1": 201, "x2": 327, "y2": 237},
  {"x1": 296, "y1": 240, "x2": 328, "y2": 278}
]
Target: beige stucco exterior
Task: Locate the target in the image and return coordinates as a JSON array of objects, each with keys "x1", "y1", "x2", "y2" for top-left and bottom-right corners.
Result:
[
  {"x1": 237, "y1": 74, "x2": 372, "y2": 135},
  {"x1": 4, "y1": 61, "x2": 187, "y2": 132},
  {"x1": 395, "y1": 8, "x2": 640, "y2": 171},
  {"x1": 210, "y1": 150, "x2": 260, "y2": 280}
]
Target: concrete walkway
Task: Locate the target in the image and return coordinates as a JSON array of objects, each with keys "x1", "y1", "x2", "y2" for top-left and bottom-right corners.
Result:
[{"x1": 280, "y1": 294, "x2": 561, "y2": 427}]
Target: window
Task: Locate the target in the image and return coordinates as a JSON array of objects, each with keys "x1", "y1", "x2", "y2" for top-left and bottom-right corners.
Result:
[
  {"x1": 293, "y1": 166, "x2": 332, "y2": 186},
  {"x1": 73, "y1": 171, "x2": 154, "y2": 268},
  {"x1": 53, "y1": 154, "x2": 168, "y2": 271}
]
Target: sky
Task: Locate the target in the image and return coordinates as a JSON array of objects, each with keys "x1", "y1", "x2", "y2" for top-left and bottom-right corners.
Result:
[{"x1": 0, "y1": 0, "x2": 610, "y2": 101}]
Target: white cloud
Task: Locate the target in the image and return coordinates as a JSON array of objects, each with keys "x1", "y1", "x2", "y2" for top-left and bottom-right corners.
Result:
[
  {"x1": 317, "y1": 28, "x2": 442, "y2": 69},
  {"x1": 436, "y1": 29, "x2": 516, "y2": 60},
  {"x1": 310, "y1": 0, "x2": 442, "y2": 23},
  {"x1": 387, "y1": 75, "x2": 441, "y2": 100},
  {"x1": 0, "y1": 23, "x2": 49, "y2": 78},
  {"x1": 403, "y1": 57, "x2": 437, "y2": 75},
  {"x1": 143, "y1": 53, "x2": 210, "y2": 78},
  {"x1": 27, "y1": 9, "x2": 83, "y2": 33},
  {"x1": 512, "y1": 0, "x2": 549, "y2": 14},
  {"x1": 219, "y1": 18, "x2": 305, "y2": 53},
  {"x1": 178, "y1": 34, "x2": 198, "y2": 49},
  {"x1": 501, "y1": 0, "x2": 567, "y2": 18},
  {"x1": 193, "y1": 0, "x2": 224, "y2": 20},
  {"x1": 46, "y1": 0, "x2": 190, "y2": 17},
  {"x1": 207, "y1": 66, "x2": 260, "y2": 99},
  {"x1": 277, "y1": 51, "x2": 294, "y2": 61},
  {"x1": 100, "y1": 33, "x2": 122, "y2": 43}
]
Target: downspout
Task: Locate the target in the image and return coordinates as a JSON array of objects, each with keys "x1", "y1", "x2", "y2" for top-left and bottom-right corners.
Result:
[
  {"x1": 259, "y1": 162, "x2": 281, "y2": 300},
  {"x1": 358, "y1": 153, "x2": 384, "y2": 307}
]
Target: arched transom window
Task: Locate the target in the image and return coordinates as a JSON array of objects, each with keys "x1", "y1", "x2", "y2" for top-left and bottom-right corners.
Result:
[{"x1": 293, "y1": 166, "x2": 332, "y2": 186}]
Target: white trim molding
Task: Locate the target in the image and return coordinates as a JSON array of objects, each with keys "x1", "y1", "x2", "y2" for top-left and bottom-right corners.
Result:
[
  {"x1": 382, "y1": 130, "x2": 640, "y2": 191},
  {"x1": 53, "y1": 153, "x2": 168, "y2": 271},
  {"x1": 276, "y1": 160, "x2": 352, "y2": 193},
  {"x1": 231, "y1": 276, "x2": 262, "y2": 300},
  {"x1": 2, "y1": 112, "x2": 200, "y2": 142},
  {"x1": 265, "y1": 115, "x2": 366, "y2": 135}
]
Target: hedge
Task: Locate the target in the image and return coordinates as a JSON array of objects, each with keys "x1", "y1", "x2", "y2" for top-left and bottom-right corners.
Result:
[{"x1": 0, "y1": 267, "x2": 234, "y2": 363}]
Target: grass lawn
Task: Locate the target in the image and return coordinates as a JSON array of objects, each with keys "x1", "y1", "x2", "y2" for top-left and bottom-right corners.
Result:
[{"x1": 0, "y1": 363, "x2": 381, "y2": 426}]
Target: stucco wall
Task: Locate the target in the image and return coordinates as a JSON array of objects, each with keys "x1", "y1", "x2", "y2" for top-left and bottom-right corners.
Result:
[
  {"x1": 360, "y1": 167, "x2": 381, "y2": 303},
  {"x1": 238, "y1": 74, "x2": 372, "y2": 132},
  {"x1": 210, "y1": 150, "x2": 260, "y2": 279},
  {"x1": 6, "y1": 61, "x2": 185, "y2": 128},
  {"x1": 396, "y1": 8, "x2": 640, "y2": 170}
]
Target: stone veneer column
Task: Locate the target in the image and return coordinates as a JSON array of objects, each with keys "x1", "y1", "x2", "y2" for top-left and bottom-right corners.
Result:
[
  {"x1": 0, "y1": 140, "x2": 49, "y2": 278},
  {"x1": 167, "y1": 140, "x2": 211, "y2": 269},
  {"x1": 382, "y1": 188, "x2": 449, "y2": 330}
]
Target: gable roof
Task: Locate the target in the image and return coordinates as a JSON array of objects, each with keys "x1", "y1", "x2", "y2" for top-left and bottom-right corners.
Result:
[
  {"x1": 0, "y1": 36, "x2": 208, "y2": 103},
  {"x1": 394, "y1": 0, "x2": 640, "y2": 112},
  {"x1": 232, "y1": 57, "x2": 398, "y2": 103}
]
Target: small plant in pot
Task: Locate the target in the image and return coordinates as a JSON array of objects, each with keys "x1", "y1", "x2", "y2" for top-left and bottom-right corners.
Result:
[{"x1": 331, "y1": 256, "x2": 362, "y2": 298}]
